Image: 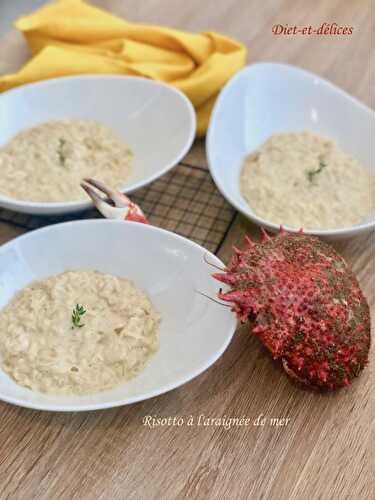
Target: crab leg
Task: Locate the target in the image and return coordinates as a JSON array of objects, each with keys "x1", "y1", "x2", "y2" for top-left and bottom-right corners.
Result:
[{"x1": 81, "y1": 178, "x2": 148, "y2": 224}]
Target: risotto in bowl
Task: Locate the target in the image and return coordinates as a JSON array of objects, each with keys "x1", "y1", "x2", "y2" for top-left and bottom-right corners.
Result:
[
  {"x1": 0, "y1": 220, "x2": 236, "y2": 411},
  {"x1": 207, "y1": 62, "x2": 375, "y2": 239},
  {"x1": 0, "y1": 75, "x2": 195, "y2": 215}
]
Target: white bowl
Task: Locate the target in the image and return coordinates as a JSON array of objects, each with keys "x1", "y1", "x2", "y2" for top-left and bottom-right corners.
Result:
[
  {"x1": 0, "y1": 75, "x2": 196, "y2": 215},
  {"x1": 0, "y1": 220, "x2": 235, "y2": 411},
  {"x1": 207, "y1": 62, "x2": 375, "y2": 239}
]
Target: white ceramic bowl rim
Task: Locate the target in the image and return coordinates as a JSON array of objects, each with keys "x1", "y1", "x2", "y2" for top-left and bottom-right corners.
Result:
[{"x1": 207, "y1": 62, "x2": 375, "y2": 238}]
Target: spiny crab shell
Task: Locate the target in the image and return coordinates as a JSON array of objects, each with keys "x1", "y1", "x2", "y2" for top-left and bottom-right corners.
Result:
[{"x1": 213, "y1": 229, "x2": 371, "y2": 390}]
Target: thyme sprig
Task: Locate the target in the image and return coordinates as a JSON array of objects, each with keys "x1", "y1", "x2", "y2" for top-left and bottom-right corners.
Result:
[
  {"x1": 57, "y1": 138, "x2": 67, "y2": 167},
  {"x1": 307, "y1": 160, "x2": 327, "y2": 184},
  {"x1": 71, "y1": 304, "x2": 86, "y2": 329}
]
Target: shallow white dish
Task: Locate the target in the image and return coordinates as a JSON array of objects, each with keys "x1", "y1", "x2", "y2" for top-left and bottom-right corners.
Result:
[
  {"x1": 0, "y1": 75, "x2": 196, "y2": 215},
  {"x1": 0, "y1": 220, "x2": 236, "y2": 411},
  {"x1": 207, "y1": 62, "x2": 375, "y2": 239}
]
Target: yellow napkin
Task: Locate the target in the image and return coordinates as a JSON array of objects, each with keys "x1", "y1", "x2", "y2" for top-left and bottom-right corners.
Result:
[{"x1": 0, "y1": 0, "x2": 247, "y2": 136}]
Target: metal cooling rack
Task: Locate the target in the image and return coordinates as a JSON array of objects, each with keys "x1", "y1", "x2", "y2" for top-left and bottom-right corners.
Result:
[{"x1": 0, "y1": 164, "x2": 236, "y2": 254}]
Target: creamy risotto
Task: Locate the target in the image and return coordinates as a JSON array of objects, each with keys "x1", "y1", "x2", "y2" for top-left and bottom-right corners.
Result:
[
  {"x1": 0, "y1": 271, "x2": 160, "y2": 395},
  {"x1": 0, "y1": 120, "x2": 133, "y2": 202},
  {"x1": 240, "y1": 131, "x2": 375, "y2": 229}
]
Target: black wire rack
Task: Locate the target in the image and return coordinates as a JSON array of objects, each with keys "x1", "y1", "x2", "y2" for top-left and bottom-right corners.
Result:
[{"x1": 0, "y1": 164, "x2": 236, "y2": 254}]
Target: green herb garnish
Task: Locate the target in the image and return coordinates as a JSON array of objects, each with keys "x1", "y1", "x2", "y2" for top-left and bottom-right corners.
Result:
[
  {"x1": 307, "y1": 160, "x2": 327, "y2": 184},
  {"x1": 57, "y1": 138, "x2": 67, "y2": 167},
  {"x1": 71, "y1": 304, "x2": 86, "y2": 329}
]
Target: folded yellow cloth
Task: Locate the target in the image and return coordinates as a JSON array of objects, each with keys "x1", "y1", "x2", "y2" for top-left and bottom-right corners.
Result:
[{"x1": 0, "y1": 0, "x2": 247, "y2": 136}]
